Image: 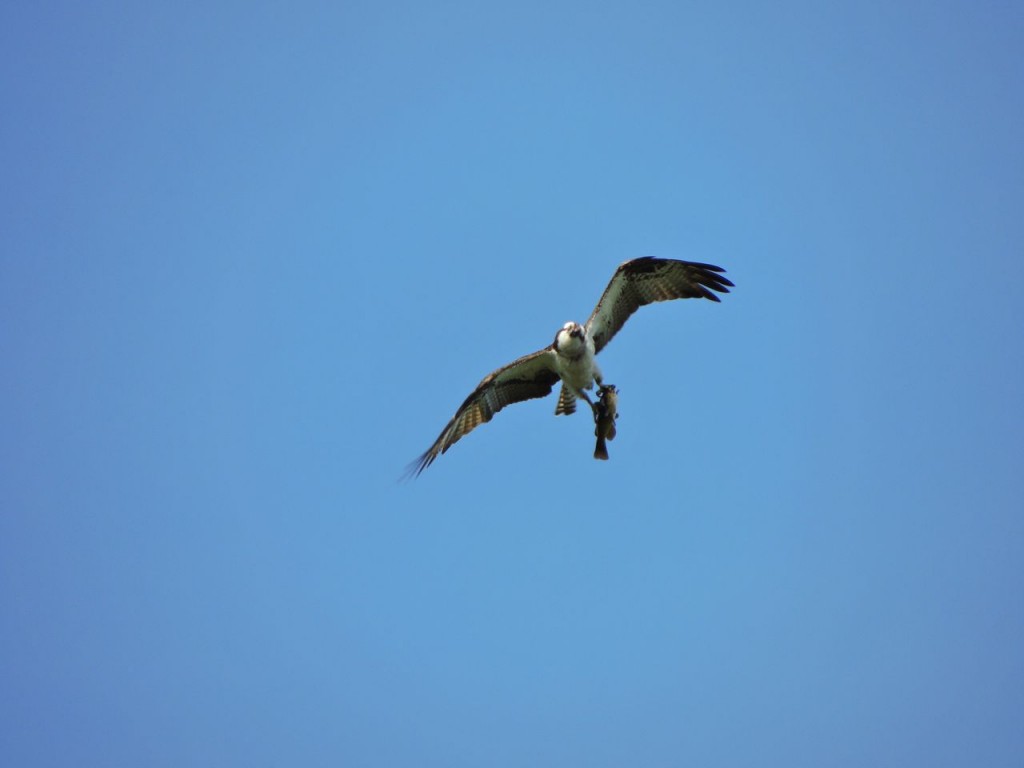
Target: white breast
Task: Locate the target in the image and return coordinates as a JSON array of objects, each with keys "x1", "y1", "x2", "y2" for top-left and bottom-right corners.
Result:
[{"x1": 555, "y1": 334, "x2": 598, "y2": 392}]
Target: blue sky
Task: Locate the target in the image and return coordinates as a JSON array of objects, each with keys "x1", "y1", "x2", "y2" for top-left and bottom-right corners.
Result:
[{"x1": 2, "y1": 1, "x2": 1022, "y2": 766}]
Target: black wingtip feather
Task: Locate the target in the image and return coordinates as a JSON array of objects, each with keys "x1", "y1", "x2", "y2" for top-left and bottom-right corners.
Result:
[
  {"x1": 400, "y1": 449, "x2": 435, "y2": 481},
  {"x1": 689, "y1": 262, "x2": 734, "y2": 300}
]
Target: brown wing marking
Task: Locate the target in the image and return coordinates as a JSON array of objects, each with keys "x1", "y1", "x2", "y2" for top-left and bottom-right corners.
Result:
[
  {"x1": 586, "y1": 258, "x2": 733, "y2": 354},
  {"x1": 406, "y1": 347, "x2": 559, "y2": 477}
]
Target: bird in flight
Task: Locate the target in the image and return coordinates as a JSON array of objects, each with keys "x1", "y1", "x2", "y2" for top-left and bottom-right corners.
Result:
[{"x1": 407, "y1": 257, "x2": 733, "y2": 476}]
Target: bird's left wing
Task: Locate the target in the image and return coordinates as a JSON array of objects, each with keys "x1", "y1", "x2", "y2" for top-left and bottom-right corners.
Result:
[
  {"x1": 585, "y1": 257, "x2": 733, "y2": 354},
  {"x1": 406, "y1": 347, "x2": 560, "y2": 477}
]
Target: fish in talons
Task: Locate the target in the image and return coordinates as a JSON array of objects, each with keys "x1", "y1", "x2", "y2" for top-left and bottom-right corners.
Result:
[{"x1": 593, "y1": 384, "x2": 619, "y2": 460}]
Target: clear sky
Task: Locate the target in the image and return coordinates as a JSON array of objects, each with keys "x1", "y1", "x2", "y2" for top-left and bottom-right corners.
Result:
[{"x1": 2, "y1": 1, "x2": 1022, "y2": 766}]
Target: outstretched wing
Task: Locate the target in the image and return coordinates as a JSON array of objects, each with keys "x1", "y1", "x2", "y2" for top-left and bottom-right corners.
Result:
[
  {"x1": 406, "y1": 347, "x2": 560, "y2": 477},
  {"x1": 585, "y1": 258, "x2": 733, "y2": 353}
]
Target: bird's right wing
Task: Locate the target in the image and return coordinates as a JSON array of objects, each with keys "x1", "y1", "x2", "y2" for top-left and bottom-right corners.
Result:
[{"x1": 406, "y1": 347, "x2": 560, "y2": 477}]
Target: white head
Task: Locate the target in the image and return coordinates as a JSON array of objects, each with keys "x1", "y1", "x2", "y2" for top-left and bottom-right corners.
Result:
[{"x1": 555, "y1": 321, "x2": 586, "y2": 354}]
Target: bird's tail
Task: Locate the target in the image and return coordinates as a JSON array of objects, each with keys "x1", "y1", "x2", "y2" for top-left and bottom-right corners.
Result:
[{"x1": 555, "y1": 384, "x2": 577, "y2": 415}]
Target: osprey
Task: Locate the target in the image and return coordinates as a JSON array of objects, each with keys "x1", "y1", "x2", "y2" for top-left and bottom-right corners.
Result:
[{"x1": 407, "y1": 257, "x2": 733, "y2": 476}]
